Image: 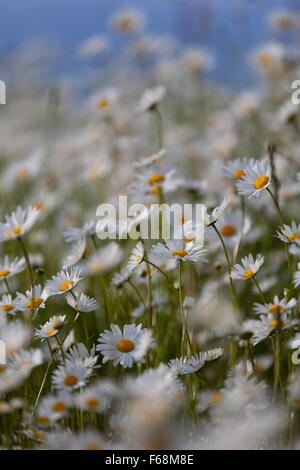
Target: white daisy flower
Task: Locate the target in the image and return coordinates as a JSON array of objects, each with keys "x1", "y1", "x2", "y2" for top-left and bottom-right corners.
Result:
[
  {"x1": 0, "y1": 205, "x2": 40, "y2": 241},
  {"x1": 254, "y1": 295, "x2": 297, "y2": 317},
  {"x1": 138, "y1": 85, "x2": 166, "y2": 112},
  {"x1": 250, "y1": 315, "x2": 297, "y2": 345},
  {"x1": 210, "y1": 209, "x2": 251, "y2": 247},
  {"x1": 294, "y1": 263, "x2": 300, "y2": 288},
  {"x1": 126, "y1": 241, "x2": 145, "y2": 272},
  {"x1": 45, "y1": 267, "x2": 82, "y2": 295},
  {"x1": 0, "y1": 318, "x2": 31, "y2": 355},
  {"x1": 97, "y1": 324, "x2": 155, "y2": 368},
  {"x1": 236, "y1": 159, "x2": 271, "y2": 199},
  {"x1": 74, "y1": 384, "x2": 109, "y2": 413},
  {"x1": 221, "y1": 157, "x2": 253, "y2": 181},
  {"x1": 168, "y1": 357, "x2": 187, "y2": 375},
  {"x1": 0, "y1": 256, "x2": 25, "y2": 281},
  {"x1": 112, "y1": 267, "x2": 131, "y2": 288},
  {"x1": 133, "y1": 149, "x2": 166, "y2": 168},
  {"x1": 203, "y1": 198, "x2": 231, "y2": 227},
  {"x1": 66, "y1": 292, "x2": 99, "y2": 313},
  {"x1": 131, "y1": 165, "x2": 176, "y2": 198},
  {"x1": 277, "y1": 221, "x2": 300, "y2": 245},
  {"x1": 178, "y1": 352, "x2": 206, "y2": 375},
  {"x1": 62, "y1": 237, "x2": 86, "y2": 270},
  {"x1": 9, "y1": 348, "x2": 43, "y2": 372},
  {"x1": 52, "y1": 363, "x2": 92, "y2": 391},
  {"x1": 36, "y1": 392, "x2": 73, "y2": 426},
  {"x1": 231, "y1": 254, "x2": 264, "y2": 280},
  {"x1": 203, "y1": 348, "x2": 224, "y2": 362},
  {"x1": 0, "y1": 294, "x2": 18, "y2": 315},
  {"x1": 111, "y1": 8, "x2": 145, "y2": 33},
  {"x1": 82, "y1": 243, "x2": 122, "y2": 276},
  {"x1": 151, "y1": 239, "x2": 208, "y2": 263},
  {"x1": 16, "y1": 284, "x2": 49, "y2": 312},
  {"x1": 64, "y1": 343, "x2": 99, "y2": 370},
  {"x1": 35, "y1": 315, "x2": 66, "y2": 341},
  {"x1": 63, "y1": 221, "x2": 97, "y2": 242}
]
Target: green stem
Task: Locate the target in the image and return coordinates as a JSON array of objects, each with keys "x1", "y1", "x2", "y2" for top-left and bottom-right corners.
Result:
[
  {"x1": 267, "y1": 187, "x2": 293, "y2": 275},
  {"x1": 152, "y1": 106, "x2": 163, "y2": 150},
  {"x1": 178, "y1": 261, "x2": 192, "y2": 355},
  {"x1": 252, "y1": 276, "x2": 266, "y2": 304},
  {"x1": 211, "y1": 223, "x2": 241, "y2": 320}
]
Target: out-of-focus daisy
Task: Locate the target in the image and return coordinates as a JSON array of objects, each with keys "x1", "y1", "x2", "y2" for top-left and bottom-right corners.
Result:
[
  {"x1": 66, "y1": 292, "x2": 99, "y2": 313},
  {"x1": 178, "y1": 348, "x2": 223, "y2": 375},
  {"x1": 9, "y1": 348, "x2": 43, "y2": 372},
  {"x1": 63, "y1": 221, "x2": 97, "y2": 243},
  {"x1": 168, "y1": 357, "x2": 187, "y2": 375},
  {"x1": 78, "y1": 35, "x2": 109, "y2": 58},
  {"x1": 277, "y1": 221, "x2": 300, "y2": 246},
  {"x1": 138, "y1": 86, "x2": 166, "y2": 112},
  {"x1": 236, "y1": 160, "x2": 271, "y2": 199},
  {"x1": 64, "y1": 343, "x2": 99, "y2": 370},
  {"x1": 74, "y1": 384, "x2": 109, "y2": 413},
  {"x1": 0, "y1": 318, "x2": 31, "y2": 355},
  {"x1": 254, "y1": 295, "x2": 297, "y2": 317},
  {"x1": 35, "y1": 315, "x2": 66, "y2": 341},
  {"x1": 133, "y1": 149, "x2": 166, "y2": 168},
  {"x1": 0, "y1": 206, "x2": 40, "y2": 241},
  {"x1": 231, "y1": 254, "x2": 264, "y2": 280},
  {"x1": 210, "y1": 209, "x2": 251, "y2": 247},
  {"x1": 151, "y1": 239, "x2": 208, "y2": 263},
  {"x1": 82, "y1": 242, "x2": 122, "y2": 276},
  {"x1": 110, "y1": 8, "x2": 145, "y2": 33},
  {"x1": 0, "y1": 294, "x2": 18, "y2": 315},
  {"x1": 221, "y1": 157, "x2": 252, "y2": 181},
  {"x1": 180, "y1": 47, "x2": 213, "y2": 75},
  {"x1": 294, "y1": 263, "x2": 300, "y2": 288},
  {"x1": 45, "y1": 267, "x2": 82, "y2": 295},
  {"x1": 16, "y1": 284, "x2": 49, "y2": 312},
  {"x1": 268, "y1": 9, "x2": 294, "y2": 30},
  {"x1": 52, "y1": 363, "x2": 92, "y2": 391},
  {"x1": 112, "y1": 267, "x2": 131, "y2": 288},
  {"x1": 36, "y1": 392, "x2": 73, "y2": 426},
  {"x1": 250, "y1": 315, "x2": 297, "y2": 345},
  {"x1": 97, "y1": 324, "x2": 155, "y2": 368},
  {"x1": 62, "y1": 237, "x2": 86, "y2": 270},
  {"x1": 126, "y1": 241, "x2": 145, "y2": 272},
  {"x1": 0, "y1": 256, "x2": 25, "y2": 281}
]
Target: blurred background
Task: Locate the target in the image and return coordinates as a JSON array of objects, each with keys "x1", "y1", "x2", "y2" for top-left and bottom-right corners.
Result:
[{"x1": 1, "y1": 0, "x2": 300, "y2": 90}]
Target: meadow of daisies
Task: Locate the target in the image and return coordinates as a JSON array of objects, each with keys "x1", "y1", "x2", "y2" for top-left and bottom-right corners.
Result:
[{"x1": 1, "y1": 5, "x2": 300, "y2": 451}]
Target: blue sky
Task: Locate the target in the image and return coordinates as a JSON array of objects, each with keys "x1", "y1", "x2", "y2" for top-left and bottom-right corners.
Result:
[{"x1": 1, "y1": 0, "x2": 299, "y2": 88}]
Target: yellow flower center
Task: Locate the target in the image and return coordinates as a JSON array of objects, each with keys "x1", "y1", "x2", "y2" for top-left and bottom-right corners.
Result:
[
  {"x1": 36, "y1": 416, "x2": 50, "y2": 425},
  {"x1": 17, "y1": 168, "x2": 30, "y2": 180},
  {"x1": 27, "y1": 297, "x2": 43, "y2": 309},
  {"x1": 33, "y1": 432, "x2": 46, "y2": 440},
  {"x1": 117, "y1": 339, "x2": 135, "y2": 353},
  {"x1": 35, "y1": 201, "x2": 45, "y2": 212},
  {"x1": 268, "y1": 304, "x2": 285, "y2": 314},
  {"x1": 52, "y1": 401, "x2": 67, "y2": 412},
  {"x1": 288, "y1": 233, "x2": 300, "y2": 240},
  {"x1": 172, "y1": 250, "x2": 188, "y2": 258},
  {"x1": 221, "y1": 224, "x2": 236, "y2": 237},
  {"x1": 85, "y1": 443, "x2": 103, "y2": 450},
  {"x1": 86, "y1": 398, "x2": 100, "y2": 409},
  {"x1": 210, "y1": 392, "x2": 224, "y2": 404},
  {"x1": 293, "y1": 398, "x2": 300, "y2": 407},
  {"x1": 60, "y1": 280, "x2": 74, "y2": 291},
  {"x1": 233, "y1": 170, "x2": 246, "y2": 179},
  {"x1": 254, "y1": 175, "x2": 269, "y2": 190},
  {"x1": 0, "y1": 304, "x2": 14, "y2": 312},
  {"x1": 0, "y1": 269, "x2": 11, "y2": 278},
  {"x1": 269, "y1": 320, "x2": 286, "y2": 328},
  {"x1": 47, "y1": 328, "x2": 57, "y2": 336},
  {"x1": 12, "y1": 226, "x2": 22, "y2": 234},
  {"x1": 20, "y1": 360, "x2": 33, "y2": 368},
  {"x1": 243, "y1": 268, "x2": 254, "y2": 278},
  {"x1": 97, "y1": 99, "x2": 108, "y2": 109},
  {"x1": 151, "y1": 185, "x2": 160, "y2": 195},
  {"x1": 0, "y1": 400, "x2": 9, "y2": 411},
  {"x1": 184, "y1": 235, "x2": 195, "y2": 243},
  {"x1": 149, "y1": 173, "x2": 165, "y2": 185},
  {"x1": 258, "y1": 53, "x2": 273, "y2": 68},
  {"x1": 64, "y1": 375, "x2": 78, "y2": 387}
]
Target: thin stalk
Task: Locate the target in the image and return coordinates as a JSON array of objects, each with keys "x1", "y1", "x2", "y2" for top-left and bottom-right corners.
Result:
[
  {"x1": 211, "y1": 223, "x2": 241, "y2": 320},
  {"x1": 152, "y1": 106, "x2": 163, "y2": 150},
  {"x1": 267, "y1": 187, "x2": 292, "y2": 275},
  {"x1": 143, "y1": 258, "x2": 178, "y2": 295},
  {"x1": 178, "y1": 261, "x2": 192, "y2": 355},
  {"x1": 18, "y1": 237, "x2": 34, "y2": 289},
  {"x1": 252, "y1": 275, "x2": 266, "y2": 304},
  {"x1": 128, "y1": 280, "x2": 148, "y2": 323}
]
